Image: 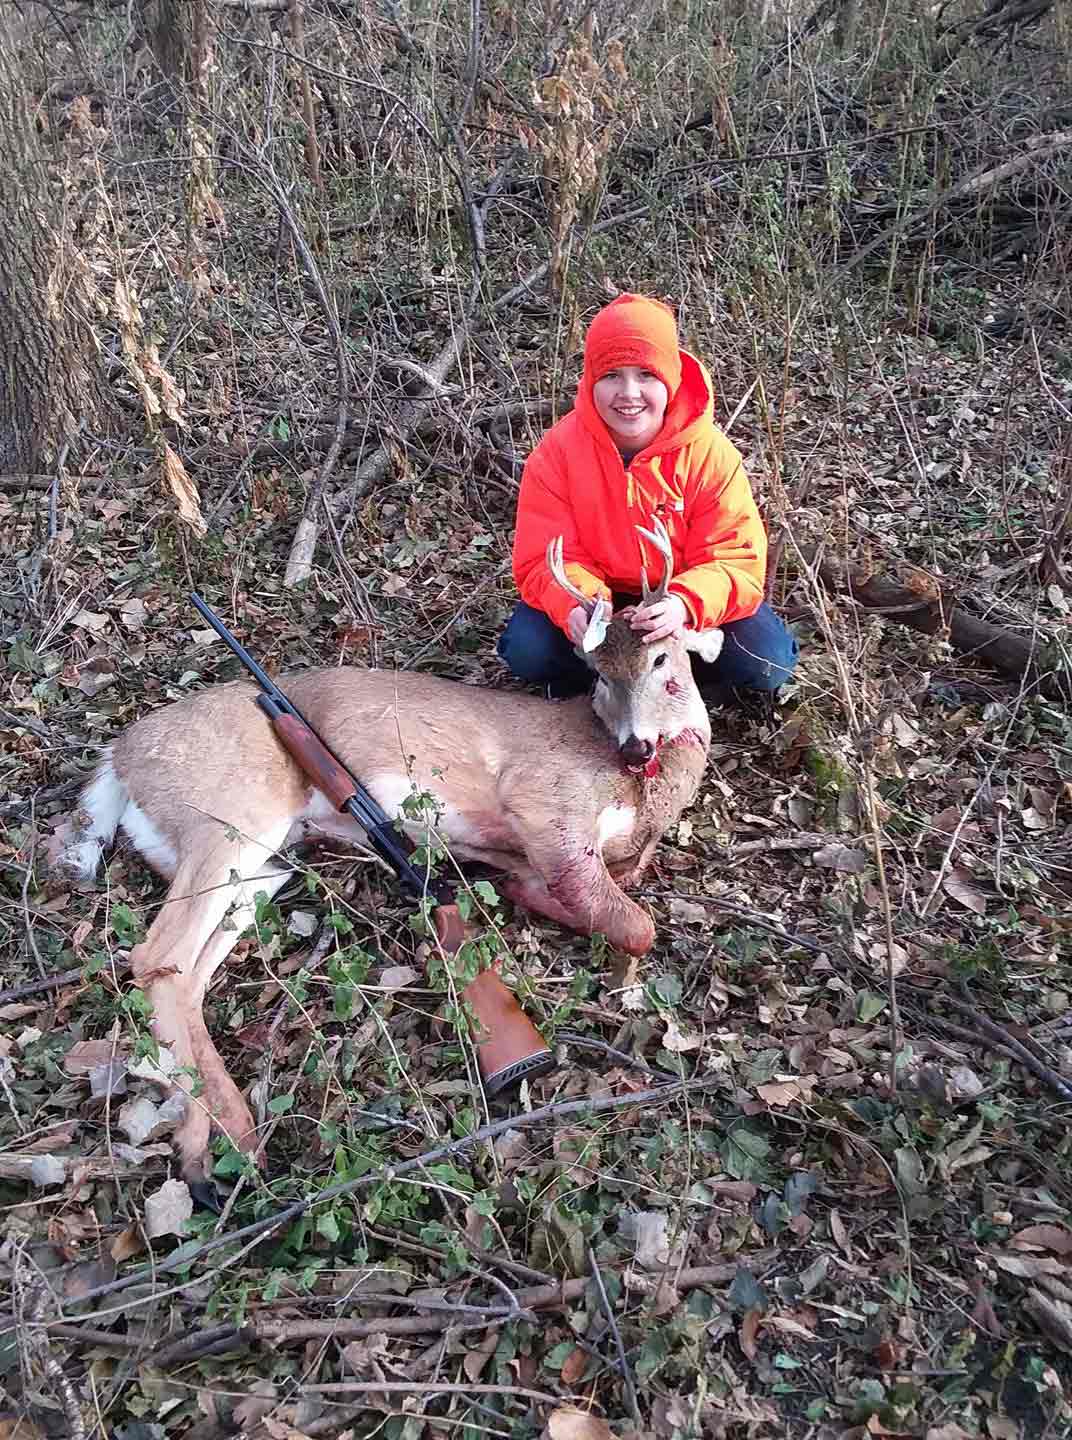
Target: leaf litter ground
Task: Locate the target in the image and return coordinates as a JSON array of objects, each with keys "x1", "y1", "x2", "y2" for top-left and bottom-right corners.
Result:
[{"x1": 2, "y1": 113, "x2": 1072, "y2": 1440}]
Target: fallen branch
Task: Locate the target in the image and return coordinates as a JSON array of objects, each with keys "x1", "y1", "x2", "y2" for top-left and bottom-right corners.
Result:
[
  {"x1": 59, "y1": 1076, "x2": 725, "y2": 1312},
  {"x1": 0, "y1": 473, "x2": 57, "y2": 490},
  {"x1": 50, "y1": 1254, "x2": 776, "y2": 1367},
  {"x1": 939, "y1": 995, "x2": 1072, "y2": 1103},
  {"x1": 840, "y1": 127, "x2": 1072, "y2": 276},
  {"x1": 0, "y1": 961, "x2": 104, "y2": 1005},
  {"x1": 811, "y1": 552, "x2": 1072, "y2": 703}
]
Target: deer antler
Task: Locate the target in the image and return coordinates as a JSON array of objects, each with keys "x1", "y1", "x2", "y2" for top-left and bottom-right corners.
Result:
[
  {"x1": 636, "y1": 517, "x2": 674, "y2": 604},
  {"x1": 546, "y1": 536, "x2": 599, "y2": 615}
]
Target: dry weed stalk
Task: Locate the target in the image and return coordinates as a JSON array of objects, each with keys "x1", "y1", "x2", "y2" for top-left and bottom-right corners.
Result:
[
  {"x1": 113, "y1": 275, "x2": 205, "y2": 536},
  {"x1": 535, "y1": 31, "x2": 624, "y2": 302}
]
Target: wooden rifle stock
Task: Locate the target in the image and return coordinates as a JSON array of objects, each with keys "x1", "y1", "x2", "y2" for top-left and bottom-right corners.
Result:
[{"x1": 262, "y1": 698, "x2": 554, "y2": 1095}]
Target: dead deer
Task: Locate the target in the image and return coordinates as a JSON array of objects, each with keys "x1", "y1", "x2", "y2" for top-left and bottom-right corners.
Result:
[{"x1": 55, "y1": 522, "x2": 722, "y2": 1184}]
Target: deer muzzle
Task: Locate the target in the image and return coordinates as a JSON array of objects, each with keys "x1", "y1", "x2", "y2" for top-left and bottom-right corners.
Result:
[{"x1": 619, "y1": 734, "x2": 657, "y2": 770}]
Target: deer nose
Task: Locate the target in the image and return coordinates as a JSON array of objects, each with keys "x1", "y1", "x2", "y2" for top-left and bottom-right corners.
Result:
[{"x1": 620, "y1": 735, "x2": 656, "y2": 766}]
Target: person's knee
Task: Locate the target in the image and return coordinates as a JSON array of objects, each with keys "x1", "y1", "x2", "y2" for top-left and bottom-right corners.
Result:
[
  {"x1": 497, "y1": 606, "x2": 568, "y2": 683},
  {"x1": 750, "y1": 626, "x2": 798, "y2": 691},
  {"x1": 719, "y1": 607, "x2": 799, "y2": 692}
]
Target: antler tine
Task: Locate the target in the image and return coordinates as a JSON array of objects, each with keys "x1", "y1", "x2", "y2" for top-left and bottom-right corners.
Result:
[
  {"x1": 636, "y1": 517, "x2": 674, "y2": 604},
  {"x1": 546, "y1": 536, "x2": 597, "y2": 615}
]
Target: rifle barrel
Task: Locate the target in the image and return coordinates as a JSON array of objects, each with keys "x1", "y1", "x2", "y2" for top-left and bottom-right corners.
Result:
[{"x1": 190, "y1": 593, "x2": 292, "y2": 713}]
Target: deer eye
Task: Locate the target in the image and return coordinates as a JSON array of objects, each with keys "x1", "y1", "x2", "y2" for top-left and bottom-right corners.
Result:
[{"x1": 653, "y1": 653, "x2": 667, "y2": 669}]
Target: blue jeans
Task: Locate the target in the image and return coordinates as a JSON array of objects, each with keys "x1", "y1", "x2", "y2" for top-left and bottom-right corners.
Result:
[{"x1": 497, "y1": 600, "x2": 798, "y2": 699}]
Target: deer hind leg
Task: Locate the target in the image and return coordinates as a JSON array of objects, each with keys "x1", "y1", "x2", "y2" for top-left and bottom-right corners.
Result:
[
  {"x1": 175, "y1": 855, "x2": 292, "y2": 1183},
  {"x1": 130, "y1": 819, "x2": 292, "y2": 1184},
  {"x1": 502, "y1": 825, "x2": 656, "y2": 957}
]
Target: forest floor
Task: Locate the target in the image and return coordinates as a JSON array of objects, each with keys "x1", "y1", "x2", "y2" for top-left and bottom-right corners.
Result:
[{"x1": 2, "y1": 3, "x2": 1072, "y2": 1437}]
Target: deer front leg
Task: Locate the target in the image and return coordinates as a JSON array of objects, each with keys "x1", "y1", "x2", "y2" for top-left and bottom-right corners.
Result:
[{"x1": 503, "y1": 828, "x2": 656, "y2": 956}]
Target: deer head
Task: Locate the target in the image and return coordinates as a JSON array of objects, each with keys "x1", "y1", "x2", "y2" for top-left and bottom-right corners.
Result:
[{"x1": 546, "y1": 519, "x2": 723, "y2": 772}]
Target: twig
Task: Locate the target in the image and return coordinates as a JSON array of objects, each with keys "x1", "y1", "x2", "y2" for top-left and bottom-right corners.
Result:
[
  {"x1": 364, "y1": 1224, "x2": 553, "y2": 1286},
  {"x1": 37, "y1": 1252, "x2": 776, "y2": 1364},
  {"x1": 587, "y1": 1245, "x2": 640, "y2": 1423},
  {"x1": 0, "y1": 775, "x2": 86, "y2": 821},
  {"x1": 320, "y1": 201, "x2": 649, "y2": 535},
  {"x1": 45, "y1": 1324, "x2": 145, "y2": 1350},
  {"x1": 287, "y1": 0, "x2": 322, "y2": 192},
  {"x1": 270, "y1": 171, "x2": 349, "y2": 587},
  {"x1": 300, "y1": 1381, "x2": 563, "y2": 1403},
  {"x1": 20, "y1": 803, "x2": 48, "y2": 978},
  {"x1": 0, "y1": 961, "x2": 107, "y2": 1006},
  {"x1": 17, "y1": 1248, "x2": 86, "y2": 1440},
  {"x1": 557, "y1": 1031, "x2": 674, "y2": 1079},
  {"x1": 810, "y1": 551, "x2": 1071, "y2": 702},
  {"x1": 860, "y1": 754, "x2": 903, "y2": 1095},
  {"x1": 940, "y1": 996, "x2": 1072, "y2": 1102}
]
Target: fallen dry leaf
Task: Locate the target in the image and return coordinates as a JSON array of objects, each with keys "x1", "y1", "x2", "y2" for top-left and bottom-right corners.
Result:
[
  {"x1": 756, "y1": 1079, "x2": 802, "y2": 1106},
  {"x1": 668, "y1": 896, "x2": 707, "y2": 924},
  {"x1": 546, "y1": 1407, "x2": 613, "y2": 1440},
  {"x1": 70, "y1": 609, "x2": 109, "y2": 633},
  {"x1": 739, "y1": 1306, "x2": 762, "y2": 1361},
  {"x1": 162, "y1": 442, "x2": 206, "y2": 537},
  {"x1": 1023, "y1": 1289, "x2": 1072, "y2": 1354},
  {"x1": 1009, "y1": 1224, "x2": 1072, "y2": 1256},
  {"x1": 993, "y1": 1253, "x2": 1065, "y2": 1279},
  {"x1": 377, "y1": 965, "x2": 420, "y2": 990},
  {"x1": 662, "y1": 1016, "x2": 703, "y2": 1052},
  {"x1": 144, "y1": 1178, "x2": 194, "y2": 1239},
  {"x1": 63, "y1": 1039, "x2": 128, "y2": 1075},
  {"x1": 621, "y1": 1210, "x2": 671, "y2": 1269},
  {"x1": 942, "y1": 866, "x2": 987, "y2": 915},
  {"x1": 970, "y1": 1276, "x2": 1004, "y2": 1337},
  {"x1": 812, "y1": 842, "x2": 869, "y2": 873},
  {"x1": 110, "y1": 1225, "x2": 145, "y2": 1262},
  {"x1": 251, "y1": 1421, "x2": 317, "y2": 1440},
  {"x1": 985, "y1": 1419, "x2": 1021, "y2": 1440},
  {"x1": 560, "y1": 1345, "x2": 590, "y2": 1387},
  {"x1": 830, "y1": 1208, "x2": 852, "y2": 1257},
  {"x1": 119, "y1": 596, "x2": 148, "y2": 630}
]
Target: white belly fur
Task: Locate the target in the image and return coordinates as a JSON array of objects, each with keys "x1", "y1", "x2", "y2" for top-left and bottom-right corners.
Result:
[{"x1": 597, "y1": 801, "x2": 636, "y2": 847}]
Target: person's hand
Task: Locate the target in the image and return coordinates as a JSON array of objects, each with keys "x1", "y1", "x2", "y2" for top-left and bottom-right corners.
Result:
[
  {"x1": 566, "y1": 606, "x2": 590, "y2": 646},
  {"x1": 629, "y1": 593, "x2": 688, "y2": 643}
]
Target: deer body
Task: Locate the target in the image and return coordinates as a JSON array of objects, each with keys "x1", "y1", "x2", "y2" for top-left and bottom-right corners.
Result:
[{"x1": 58, "y1": 523, "x2": 721, "y2": 1182}]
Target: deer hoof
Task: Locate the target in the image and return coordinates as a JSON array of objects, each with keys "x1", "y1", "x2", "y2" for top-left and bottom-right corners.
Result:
[{"x1": 188, "y1": 1178, "x2": 225, "y2": 1215}]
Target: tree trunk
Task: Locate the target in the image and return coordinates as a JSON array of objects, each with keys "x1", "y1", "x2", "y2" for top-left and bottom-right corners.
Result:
[
  {"x1": 0, "y1": 15, "x2": 103, "y2": 473},
  {"x1": 144, "y1": 0, "x2": 209, "y2": 94}
]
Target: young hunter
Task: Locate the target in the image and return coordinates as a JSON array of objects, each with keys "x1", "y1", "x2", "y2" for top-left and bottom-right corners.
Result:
[{"x1": 497, "y1": 292, "x2": 798, "y2": 700}]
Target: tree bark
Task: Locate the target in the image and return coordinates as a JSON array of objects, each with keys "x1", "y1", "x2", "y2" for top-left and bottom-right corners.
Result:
[
  {"x1": 0, "y1": 14, "x2": 104, "y2": 473},
  {"x1": 143, "y1": 0, "x2": 211, "y2": 95}
]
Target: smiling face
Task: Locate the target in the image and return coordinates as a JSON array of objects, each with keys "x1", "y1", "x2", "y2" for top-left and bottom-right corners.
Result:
[{"x1": 592, "y1": 366, "x2": 669, "y2": 453}]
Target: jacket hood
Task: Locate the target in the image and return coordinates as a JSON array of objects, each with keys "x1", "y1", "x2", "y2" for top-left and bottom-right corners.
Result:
[{"x1": 574, "y1": 348, "x2": 716, "y2": 458}]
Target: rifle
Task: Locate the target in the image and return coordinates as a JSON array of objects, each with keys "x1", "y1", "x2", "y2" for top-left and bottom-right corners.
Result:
[{"x1": 189, "y1": 594, "x2": 555, "y2": 1097}]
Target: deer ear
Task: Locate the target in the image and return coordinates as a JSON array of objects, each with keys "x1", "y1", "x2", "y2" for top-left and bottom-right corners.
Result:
[
  {"x1": 580, "y1": 598, "x2": 610, "y2": 654},
  {"x1": 682, "y1": 627, "x2": 724, "y2": 664}
]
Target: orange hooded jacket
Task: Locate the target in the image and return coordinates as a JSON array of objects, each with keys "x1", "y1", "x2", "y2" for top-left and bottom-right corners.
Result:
[{"x1": 511, "y1": 347, "x2": 768, "y2": 634}]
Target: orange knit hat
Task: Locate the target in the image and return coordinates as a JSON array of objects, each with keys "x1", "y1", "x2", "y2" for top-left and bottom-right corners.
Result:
[{"x1": 584, "y1": 293, "x2": 683, "y2": 397}]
